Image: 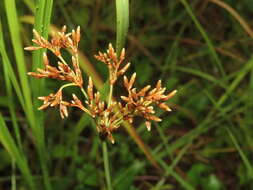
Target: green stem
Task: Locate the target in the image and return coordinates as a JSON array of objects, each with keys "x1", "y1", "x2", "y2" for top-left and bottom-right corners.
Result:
[
  {"x1": 102, "y1": 141, "x2": 113, "y2": 190},
  {"x1": 11, "y1": 159, "x2": 16, "y2": 190},
  {"x1": 59, "y1": 83, "x2": 77, "y2": 91},
  {"x1": 108, "y1": 84, "x2": 113, "y2": 107},
  {"x1": 58, "y1": 55, "x2": 68, "y2": 65},
  {"x1": 81, "y1": 88, "x2": 88, "y2": 99}
]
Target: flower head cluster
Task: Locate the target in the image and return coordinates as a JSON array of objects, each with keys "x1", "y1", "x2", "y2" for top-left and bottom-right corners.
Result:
[
  {"x1": 121, "y1": 74, "x2": 177, "y2": 131},
  {"x1": 94, "y1": 44, "x2": 130, "y2": 85},
  {"x1": 27, "y1": 53, "x2": 83, "y2": 88},
  {"x1": 25, "y1": 25, "x2": 80, "y2": 55},
  {"x1": 25, "y1": 26, "x2": 177, "y2": 143}
]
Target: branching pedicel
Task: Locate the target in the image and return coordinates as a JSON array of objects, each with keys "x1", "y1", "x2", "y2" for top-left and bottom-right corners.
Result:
[{"x1": 25, "y1": 26, "x2": 177, "y2": 144}]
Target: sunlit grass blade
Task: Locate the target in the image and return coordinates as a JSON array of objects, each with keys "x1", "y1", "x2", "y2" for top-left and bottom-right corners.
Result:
[
  {"x1": 31, "y1": 1, "x2": 54, "y2": 189},
  {"x1": 4, "y1": 0, "x2": 53, "y2": 189},
  {"x1": 32, "y1": 0, "x2": 53, "y2": 123},
  {"x1": 4, "y1": 0, "x2": 35, "y2": 128},
  {"x1": 0, "y1": 114, "x2": 35, "y2": 189},
  {"x1": 116, "y1": 0, "x2": 129, "y2": 55}
]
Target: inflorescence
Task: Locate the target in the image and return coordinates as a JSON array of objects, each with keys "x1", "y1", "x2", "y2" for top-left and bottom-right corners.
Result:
[{"x1": 25, "y1": 26, "x2": 177, "y2": 143}]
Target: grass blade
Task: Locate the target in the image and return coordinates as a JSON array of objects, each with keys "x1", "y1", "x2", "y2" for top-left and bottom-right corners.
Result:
[
  {"x1": 226, "y1": 127, "x2": 253, "y2": 179},
  {"x1": 180, "y1": 0, "x2": 226, "y2": 78},
  {"x1": 31, "y1": 1, "x2": 54, "y2": 189},
  {"x1": 4, "y1": 0, "x2": 53, "y2": 189},
  {"x1": 4, "y1": 0, "x2": 35, "y2": 128},
  {"x1": 0, "y1": 21, "x2": 23, "y2": 150},
  {"x1": 0, "y1": 114, "x2": 35, "y2": 189},
  {"x1": 116, "y1": 0, "x2": 129, "y2": 55}
]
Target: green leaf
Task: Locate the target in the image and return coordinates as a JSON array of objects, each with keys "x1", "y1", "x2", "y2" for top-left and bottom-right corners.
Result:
[
  {"x1": 0, "y1": 114, "x2": 35, "y2": 189},
  {"x1": 116, "y1": 0, "x2": 129, "y2": 54}
]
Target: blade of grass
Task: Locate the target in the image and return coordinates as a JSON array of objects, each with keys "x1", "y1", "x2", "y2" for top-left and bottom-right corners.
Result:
[
  {"x1": 4, "y1": 0, "x2": 53, "y2": 189},
  {"x1": 154, "y1": 153, "x2": 195, "y2": 190},
  {"x1": 11, "y1": 159, "x2": 16, "y2": 190},
  {"x1": 32, "y1": 0, "x2": 53, "y2": 122},
  {"x1": 215, "y1": 56, "x2": 253, "y2": 109},
  {"x1": 2, "y1": 53, "x2": 22, "y2": 150},
  {"x1": 4, "y1": 0, "x2": 35, "y2": 128},
  {"x1": 31, "y1": 1, "x2": 54, "y2": 189},
  {"x1": 23, "y1": 0, "x2": 35, "y2": 13},
  {"x1": 116, "y1": 0, "x2": 129, "y2": 55},
  {"x1": 153, "y1": 138, "x2": 192, "y2": 190},
  {"x1": 113, "y1": 161, "x2": 144, "y2": 187},
  {"x1": 208, "y1": 0, "x2": 253, "y2": 38},
  {"x1": 226, "y1": 127, "x2": 253, "y2": 179},
  {"x1": 179, "y1": 0, "x2": 226, "y2": 78},
  {"x1": 0, "y1": 21, "x2": 23, "y2": 150},
  {"x1": 0, "y1": 114, "x2": 35, "y2": 189},
  {"x1": 172, "y1": 66, "x2": 226, "y2": 88},
  {"x1": 168, "y1": 56, "x2": 253, "y2": 154},
  {"x1": 204, "y1": 86, "x2": 253, "y2": 180}
]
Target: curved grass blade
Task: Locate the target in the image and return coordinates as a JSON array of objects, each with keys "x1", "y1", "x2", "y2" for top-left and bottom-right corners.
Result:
[
  {"x1": 0, "y1": 114, "x2": 35, "y2": 189},
  {"x1": 0, "y1": 21, "x2": 23, "y2": 152},
  {"x1": 179, "y1": 0, "x2": 226, "y2": 78}
]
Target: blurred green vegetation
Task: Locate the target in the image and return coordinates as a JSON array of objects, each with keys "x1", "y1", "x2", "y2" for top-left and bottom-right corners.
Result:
[{"x1": 1, "y1": 0, "x2": 253, "y2": 189}]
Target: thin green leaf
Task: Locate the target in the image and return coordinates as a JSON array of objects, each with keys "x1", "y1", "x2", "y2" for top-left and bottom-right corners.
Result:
[
  {"x1": 226, "y1": 127, "x2": 253, "y2": 179},
  {"x1": 180, "y1": 0, "x2": 226, "y2": 78},
  {"x1": 0, "y1": 114, "x2": 35, "y2": 189},
  {"x1": 116, "y1": 0, "x2": 129, "y2": 54}
]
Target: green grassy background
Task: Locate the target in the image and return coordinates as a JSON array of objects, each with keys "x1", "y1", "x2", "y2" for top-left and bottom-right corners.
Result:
[{"x1": 1, "y1": 0, "x2": 253, "y2": 189}]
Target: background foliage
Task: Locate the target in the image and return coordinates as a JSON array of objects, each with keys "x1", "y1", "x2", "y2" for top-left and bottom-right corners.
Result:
[{"x1": 1, "y1": 0, "x2": 253, "y2": 189}]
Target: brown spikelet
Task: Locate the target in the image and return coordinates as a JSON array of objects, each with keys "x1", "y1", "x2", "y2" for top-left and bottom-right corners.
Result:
[
  {"x1": 128, "y1": 73, "x2": 136, "y2": 90},
  {"x1": 118, "y1": 62, "x2": 131, "y2": 76},
  {"x1": 145, "y1": 121, "x2": 151, "y2": 131},
  {"x1": 24, "y1": 46, "x2": 43, "y2": 51},
  {"x1": 88, "y1": 77, "x2": 94, "y2": 100},
  {"x1": 158, "y1": 103, "x2": 171, "y2": 112}
]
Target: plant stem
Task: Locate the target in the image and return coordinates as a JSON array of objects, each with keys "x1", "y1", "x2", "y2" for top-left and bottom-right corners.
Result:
[
  {"x1": 58, "y1": 55, "x2": 68, "y2": 65},
  {"x1": 11, "y1": 159, "x2": 16, "y2": 190},
  {"x1": 102, "y1": 141, "x2": 113, "y2": 190},
  {"x1": 59, "y1": 83, "x2": 77, "y2": 91},
  {"x1": 108, "y1": 84, "x2": 113, "y2": 107},
  {"x1": 103, "y1": 84, "x2": 113, "y2": 190},
  {"x1": 81, "y1": 88, "x2": 88, "y2": 99}
]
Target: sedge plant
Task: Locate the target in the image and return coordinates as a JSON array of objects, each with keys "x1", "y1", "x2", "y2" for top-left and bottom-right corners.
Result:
[{"x1": 25, "y1": 26, "x2": 177, "y2": 188}]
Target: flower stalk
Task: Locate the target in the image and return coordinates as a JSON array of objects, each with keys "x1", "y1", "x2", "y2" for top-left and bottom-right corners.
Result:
[{"x1": 102, "y1": 141, "x2": 112, "y2": 190}]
